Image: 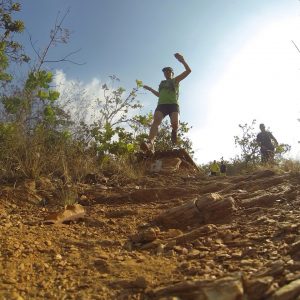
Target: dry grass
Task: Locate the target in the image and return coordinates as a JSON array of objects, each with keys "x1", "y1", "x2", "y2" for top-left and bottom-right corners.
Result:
[
  {"x1": 100, "y1": 154, "x2": 147, "y2": 180},
  {"x1": 0, "y1": 126, "x2": 146, "y2": 186},
  {"x1": 0, "y1": 127, "x2": 100, "y2": 183},
  {"x1": 278, "y1": 159, "x2": 300, "y2": 174},
  {"x1": 55, "y1": 183, "x2": 78, "y2": 206},
  {"x1": 226, "y1": 158, "x2": 300, "y2": 176}
]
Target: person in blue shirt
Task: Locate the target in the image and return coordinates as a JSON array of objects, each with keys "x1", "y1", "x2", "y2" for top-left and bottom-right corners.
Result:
[{"x1": 256, "y1": 123, "x2": 278, "y2": 163}]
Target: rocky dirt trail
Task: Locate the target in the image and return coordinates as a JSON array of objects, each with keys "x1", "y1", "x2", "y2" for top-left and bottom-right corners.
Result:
[{"x1": 1, "y1": 164, "x2": 300, "y2": 299}]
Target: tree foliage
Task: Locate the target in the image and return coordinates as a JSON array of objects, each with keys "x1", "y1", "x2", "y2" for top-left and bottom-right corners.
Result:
[
  {"x1": 234, "y1": 120, "x2": 260, "y2": 165},
  {"x1": 0, "y1": 1, "x2": 29, "y2": 83},
  {"x1": 0, "y1": 8, "x2": 79, "y2": 132},
  {"x1": 97, "y1": 75, "x2": 142, "y2": 127}
]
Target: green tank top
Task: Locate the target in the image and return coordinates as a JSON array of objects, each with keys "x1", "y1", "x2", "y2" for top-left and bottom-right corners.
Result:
[{"x1": 158, "y1": 79, "x2": 179, "y2": 105}]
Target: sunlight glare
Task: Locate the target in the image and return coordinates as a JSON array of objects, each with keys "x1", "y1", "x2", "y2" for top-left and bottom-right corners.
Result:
[{"x1": 193, "y1": 17, "x2": 300, "y2": 163}]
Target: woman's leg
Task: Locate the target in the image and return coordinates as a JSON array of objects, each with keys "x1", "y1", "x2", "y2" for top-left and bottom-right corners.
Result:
[
  {"x1": 149, "y1": 110, "x2": 164, "y2": 143},
  {"x1": 170, "y1": 111, "x2": 179, "y2": 144}
]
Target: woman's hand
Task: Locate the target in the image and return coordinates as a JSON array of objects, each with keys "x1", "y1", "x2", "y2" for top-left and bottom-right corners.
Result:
[{"x1": 174, "y1": 52, "x2": 185, "y2": 63}]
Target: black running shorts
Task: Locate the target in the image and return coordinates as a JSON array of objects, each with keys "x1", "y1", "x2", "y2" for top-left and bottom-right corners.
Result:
[{"x1": 155, "y1": 104, "x2": 180, "y2": 117}]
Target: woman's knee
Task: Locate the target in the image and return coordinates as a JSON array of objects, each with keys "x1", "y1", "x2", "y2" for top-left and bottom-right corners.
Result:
[{"x1": 170, "y1": 112, "x2": 179, "y2": 129}]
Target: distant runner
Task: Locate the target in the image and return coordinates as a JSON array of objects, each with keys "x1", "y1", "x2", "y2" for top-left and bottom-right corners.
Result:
[
  {"x1": 256, "y1": 123, "x2": 278, "y2": 163},
  {"x1": 141, "y1": 53, "x2": 191, "y2": 153},
  {"x1": 210, "y1": 160, "x2": 220, "y2": 176},
  {"x1": 220, "y1": 160, "x2": 227, "y2": 176}
]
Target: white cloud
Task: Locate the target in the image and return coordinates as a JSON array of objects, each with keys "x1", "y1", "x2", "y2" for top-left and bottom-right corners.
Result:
[
  {"x1": 53, "y1": 70, "x2": 143, "y2": 127},
  {"x1": 53, "y1": 70, "x2": 105, "y2": 124}
]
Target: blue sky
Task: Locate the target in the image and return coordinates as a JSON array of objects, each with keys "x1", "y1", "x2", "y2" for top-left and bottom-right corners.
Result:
[{"x1": 17, "y1": 0, "x2": 300, "y2": 163}]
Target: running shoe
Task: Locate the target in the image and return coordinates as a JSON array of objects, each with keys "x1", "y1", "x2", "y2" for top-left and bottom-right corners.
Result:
[{"x1": 140, "y1": 141, "x2": 154, "y2": 153}]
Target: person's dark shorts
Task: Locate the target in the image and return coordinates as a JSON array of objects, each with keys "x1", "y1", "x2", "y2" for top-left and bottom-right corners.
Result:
[{"x1": 155, "y1": 104, "x2": 180, "y2": 117}]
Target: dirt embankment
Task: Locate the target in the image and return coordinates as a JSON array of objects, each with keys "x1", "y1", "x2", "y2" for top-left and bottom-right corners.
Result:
[{"x1": 1, "y1": 167, "x2": 300, "y2": 299}]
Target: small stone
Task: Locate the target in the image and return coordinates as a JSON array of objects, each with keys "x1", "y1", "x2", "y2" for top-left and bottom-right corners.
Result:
[
  {"x1": 187, "y1": 249, "x2": 201, "y2": 259},
  {"x1": 45, "y1": 240, "x2": 52, "y2": 246},
  {"x1": 156, "y1": 244, "x2": 165, "y2": 255},
  {"x1": 55, "y1": 254, "x2": 62, "y2": 260},
  {"x1": 232, "y1": 251, "x2": 242, "y2": 259},
  {"x1": 97, "y1": 252, "x2": 109, "y2": 260},
  {"x1": 44, "y1": 263, "x2": 50, "y2": 269},
  {"x1": 269, "y1": 278, "x2": 300, "y2": 299},
  {"x1": 173, "y1": 246, "x2": 184, "y2": 253}
]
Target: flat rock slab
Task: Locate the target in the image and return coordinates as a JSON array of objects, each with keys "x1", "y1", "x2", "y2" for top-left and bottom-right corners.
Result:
[{"x1": 153, "y1": 193, "x2": 236, "y2": 229}]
